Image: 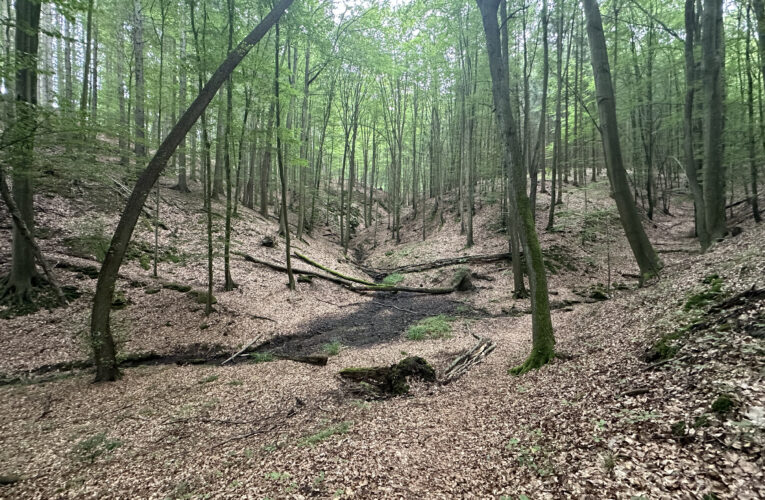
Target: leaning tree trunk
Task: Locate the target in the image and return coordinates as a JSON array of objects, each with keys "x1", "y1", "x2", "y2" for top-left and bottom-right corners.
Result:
[
  {"x1": 2, "y1": 0, "x2": 41, "y2": 303},
  {"x1": 89, "y1": 0, "x2": 294, "y2": 382},
  {"x1": 582, "y1": 0, "x2": 663, "y2": 280},
  {"x1": 477, "y1": 0, "x2": 556, "y2": 375}
]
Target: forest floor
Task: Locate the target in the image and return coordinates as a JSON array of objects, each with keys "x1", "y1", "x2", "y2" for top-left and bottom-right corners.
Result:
[{"x1": 0, "y1": 177, "x2": 763, "y2": 498}]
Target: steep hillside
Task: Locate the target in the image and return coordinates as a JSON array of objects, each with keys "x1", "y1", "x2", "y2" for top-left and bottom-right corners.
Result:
[{"x1": 0, "y1": 179, "x2": 763, "y2": 498}]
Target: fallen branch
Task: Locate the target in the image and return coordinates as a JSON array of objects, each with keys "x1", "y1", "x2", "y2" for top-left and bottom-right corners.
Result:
[
  {"x1": 294, "y1": 251, "x2": 377, "y2": 286},
  {"x1": 361, "y1": 252, "x2": 512, "y2": 278},
  {"x1": 237, "y1": 252, "x2": 457, "y2": 295},
  {"x1": 442, "y1": 334, "x2": 496, "y2": 383},
  {"x1": 221, "y1": 334, "x2": 264, "y2": 365}
]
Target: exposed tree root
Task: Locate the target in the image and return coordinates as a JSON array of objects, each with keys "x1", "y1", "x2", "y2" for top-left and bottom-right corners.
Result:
[{"x1": 509, "y1": 347, "x2": 556, "y2": 376}]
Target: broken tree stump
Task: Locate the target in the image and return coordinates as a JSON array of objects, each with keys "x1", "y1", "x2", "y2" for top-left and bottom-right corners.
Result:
[{"x1": 339, "y1": 356, "x2": 436, "y2": 398}]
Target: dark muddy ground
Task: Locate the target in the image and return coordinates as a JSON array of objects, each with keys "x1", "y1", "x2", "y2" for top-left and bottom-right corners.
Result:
[{"x1": 252, "y1": 292, "x2": 469, "y2": 356}]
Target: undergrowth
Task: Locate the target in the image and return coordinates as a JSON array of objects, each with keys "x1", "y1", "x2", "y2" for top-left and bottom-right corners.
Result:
[{"x1": 406, "y1": 315, "x2": 454, "y2": 340}]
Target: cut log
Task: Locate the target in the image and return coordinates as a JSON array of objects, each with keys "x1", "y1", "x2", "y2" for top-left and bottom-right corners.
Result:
[
  {"x1": 339, "y1": 356, "x2": 436, "y2": 398},
  {"x1": 442, "y1": 335, "x2": 496, "y2": 383}
]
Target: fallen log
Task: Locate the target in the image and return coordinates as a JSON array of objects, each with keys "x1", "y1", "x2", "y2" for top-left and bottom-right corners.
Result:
[
  {"x1": 361, "y1": 252, "x2": 512, "y2": 279},
  {"x1": 221, "y1": 335, "x2": 264, "y2": 365},
  {"x1": 237, "y1": 252, "x2": 457, "y2": 295},
  {"x1": 293, "y1": 252, "x2": 378, "y2": 286},
  {"x1": 273, "y1": 354, "x2": 328, "y2": 366},
  {"x1": 442, "y1": 334, "x2": 496, "y2": 383}
]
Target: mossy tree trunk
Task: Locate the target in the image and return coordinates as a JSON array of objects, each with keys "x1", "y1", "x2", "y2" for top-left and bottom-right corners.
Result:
[{"x1": 477, "y1": 0, "x2": 556, "y2": 374}]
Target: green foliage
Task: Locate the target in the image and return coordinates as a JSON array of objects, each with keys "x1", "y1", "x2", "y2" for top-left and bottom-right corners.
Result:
[
  {"x1": 711, "y1": 395, "x2": 735, "y2": 414},
  {"x1": 684, "y1": 274, "x2": 725, "y2": 311},
  {"x1": 382, "y1": 273, "x2": 405, "y2": 286},
  {"x1": 322, "y1": 341, "x2": 342, "y2": 356},
  {"x1": 71, "y1": 433, "x2": 122, "y2": 463},
  {"x1": 299, "y1": 421, "x2": 352, "y2": 446},
  {"x1": 250, "y1": 352, "x2": 275, "y2": 363},
  {"x1": 190, "y1": 290, "x2": 217, "y2": 304},
  {"x1": 405, "y1": 315, "x2": 454, "y2": 340},
  {"x1": 198, "y1": 374, "x2": 219, "y2": 384}
]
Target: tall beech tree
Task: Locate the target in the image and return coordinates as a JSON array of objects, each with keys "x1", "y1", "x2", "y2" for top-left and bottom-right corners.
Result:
[
  {"x1": 1, "y1": 0, "x2": 42, "y2": 303},
  {"x1": 582, "y1": 0, "x2": 663, "y2": 280},
  {"x1": 89, "y1": 0, "x2": 294, "y2": 382},
  {"x1": 477, "y1": 0, "x2": 556, "y2": 374}
]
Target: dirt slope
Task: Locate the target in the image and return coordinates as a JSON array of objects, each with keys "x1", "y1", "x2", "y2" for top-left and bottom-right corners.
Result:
[{"x1": 0, "y1": 179, "x2": 763, "y2": 498}]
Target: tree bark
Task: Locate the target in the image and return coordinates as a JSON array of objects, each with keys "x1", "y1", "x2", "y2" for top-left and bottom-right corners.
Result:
[
  {"x1": 477, "y1": 0, "x2": 556, "y2": 374},
  {"x1": 582, "y1": 0, "x2": 663, "y2": 280},
  {"x1": 89, "y1": 0, "x2": 294, "y2": 382},
  {"x1": 702, "y1": 0, "x2": 726, "y2": 241},
  {"x1": 2, "y1": 0, "x2": 42, "y2": 303}
]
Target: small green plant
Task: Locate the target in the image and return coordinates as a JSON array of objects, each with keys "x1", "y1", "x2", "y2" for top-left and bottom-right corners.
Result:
[
  {"x1": 198, "y1": 374, "x2": 219, "y2": 384},
  {"x1": 711, "y1": 394, "x2": 735, "y2": 414},
  {"x1": 322, "y1": 341, "x2": 342, "y2": 356},
  {"x1": 299, "y1": 421, "x2": 352, "y2": 446},
  {"x1": 71, "y1": 433, "x2": 122, "y2": 463},
  {"x1": 602, "y1": 452, "x2": 616, "y2": 474},
  {"x1": 382, "y1": 273, "x2": 405, "y2": 286},
  {"x1": 250, "y1": 352, "x2": 275, "y2": 363},
  {"x1": 405, "y1": 315, "x2": 454, "y2": 340},
  {"x1": 265, "y1": 471, "x2": 291, "y2": 482},
  {"x1": 684, "y1": 274, "x2": 724, "y2": 311}
]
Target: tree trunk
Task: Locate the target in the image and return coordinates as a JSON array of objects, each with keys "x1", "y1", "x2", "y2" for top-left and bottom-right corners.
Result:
[
  {"x1": 89, "y1": 0, "x2": 294, "y2": 382},
  {"x1": 582, "y1": 0, "x2": 663, "y2": 280},
  {"x1": 275, "y1": 22, "x2": 295, "y2": 290},
  {"x1": 132, "y1": 0, "x2": 146, "y2": 160},
  {"x1": 2, "y1": 0, "x2": 41, "y2": 303},
  {"x1": 477, "y1": 0, "x2": 555, "y2": 374},
  {"x1": 702, "y1": 0, "x2": 726, "y2": 241}
]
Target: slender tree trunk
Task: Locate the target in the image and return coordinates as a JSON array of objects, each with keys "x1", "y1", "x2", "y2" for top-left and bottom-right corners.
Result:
[
  {"x1": 132, "y1": 0, "x2": 146, "y2": 160},
  {"x1": 174, "y1": 20, "x2": 190, "y2": 193},
  {"x1": 274, "y1": 22, "x2": 295, "y2": 290},
  {"x1": 79, "y1": 0, "x2": 94, "y2": 115},
  {"x1": 88, "y1": 0, "x2": 293, "y2": 382},
  {"x1": 582, "y1": 0, "x2": 663, "y2": 280},
  {"x1": 478, "y1": 0, "x2": 555, "y2": 374},
  {"x1": 223, "y1": 0, "x2": 235, "y2": 291}
]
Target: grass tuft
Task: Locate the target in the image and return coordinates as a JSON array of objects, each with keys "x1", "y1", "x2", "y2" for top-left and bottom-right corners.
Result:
[
  {"x1": 299, "y1": 421, "x2": 352, "y2": 446},
  {"x1": 405, "y1": 315, "x2": 454, "y2": 340}
]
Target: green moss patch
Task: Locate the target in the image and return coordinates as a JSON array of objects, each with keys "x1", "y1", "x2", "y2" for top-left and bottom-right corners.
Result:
[{"x1": 406, "y1": 315, "x2": 454, "y2": 340}]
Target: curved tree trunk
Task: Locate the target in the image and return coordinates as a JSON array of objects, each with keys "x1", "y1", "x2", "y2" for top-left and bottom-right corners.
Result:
[{"x1": 89, "y1": 0, "x2": 294, "y2": 382}]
